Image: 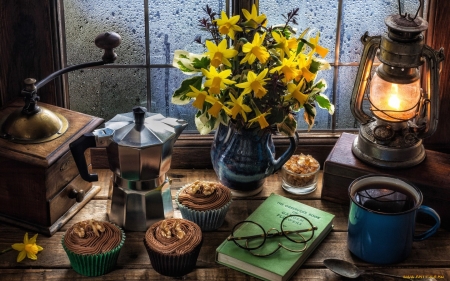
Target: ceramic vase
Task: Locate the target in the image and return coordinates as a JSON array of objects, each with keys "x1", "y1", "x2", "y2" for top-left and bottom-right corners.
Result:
[{"x1": 211, "y1": 122, "x2": 297, "y2": 197}]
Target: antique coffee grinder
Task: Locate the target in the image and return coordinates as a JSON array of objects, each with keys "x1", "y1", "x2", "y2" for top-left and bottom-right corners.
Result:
[
  {"x1": 0, "y1": 32, "x2": 121, "y2": 235},
  {"x1": 70, "y1": 106, "x2": 187, "y2": 231}
]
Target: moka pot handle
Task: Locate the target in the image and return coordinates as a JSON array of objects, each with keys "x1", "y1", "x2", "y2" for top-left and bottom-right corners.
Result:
[{"x1": 69, "y1": 133, "x2": 99, "y2": 182}]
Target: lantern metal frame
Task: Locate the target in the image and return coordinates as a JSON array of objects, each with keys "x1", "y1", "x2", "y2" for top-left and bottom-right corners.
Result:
[{"x1": 350, "y1": 0, "x2": 444, "y2": 168}]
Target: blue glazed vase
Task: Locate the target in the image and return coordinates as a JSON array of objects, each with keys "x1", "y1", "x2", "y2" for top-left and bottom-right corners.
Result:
[{"x1": 211, "y1": 122, "x2": 297, "y2": 196}]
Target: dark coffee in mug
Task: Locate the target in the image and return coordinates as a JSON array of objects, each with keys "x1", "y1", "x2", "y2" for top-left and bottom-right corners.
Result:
[
  {"x1": 352, "y1": 182, "x2": 417, "y2": 214},
  {"x1": 347, "y1": 175, "x2": 441, "y2": 264}
]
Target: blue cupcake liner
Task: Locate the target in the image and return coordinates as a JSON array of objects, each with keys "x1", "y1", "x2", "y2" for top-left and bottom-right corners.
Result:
[
  {"x1": 175, "y1": 187, "x2": 232, "y2": 231},
  {"x1": 61, "y1": 226, "x2": 125, "y2": 277}
]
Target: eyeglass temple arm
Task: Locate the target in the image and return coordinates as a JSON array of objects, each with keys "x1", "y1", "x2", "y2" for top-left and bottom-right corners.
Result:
[{"x1": 227, "y1": 226, "x2": 317, "y2": 241}]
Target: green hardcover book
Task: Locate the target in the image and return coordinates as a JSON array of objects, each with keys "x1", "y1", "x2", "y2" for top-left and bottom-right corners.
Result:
[{"x1": 216, "y1": 193, "x2": 334, "y2": 281}]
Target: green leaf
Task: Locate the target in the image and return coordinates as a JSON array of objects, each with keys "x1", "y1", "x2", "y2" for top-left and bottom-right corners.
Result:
[
  {"x1": 171, "y1": 76, "x2": 203, "y2": 105},
  {"x1": 192, "y1": 57, "x2": 210, "y2": 69},
  {"x1": 315, "y1": 94, "x2": 335, "y2": 115},
  {"x1": 309, "y1": 60, "x2": 321, "y2": 74},
  {"x1": 304, "y1": 103, "x2": 316, "y2": 118},
  {"x1": 303, "y1": 104, "x2": 316, "y2": 131},
  {"x1": 277, "y1": 114, "x2": 297, "y2": 137},
  {"x1": 176, "y1": 61, "x2": 196, "y2": 73}
]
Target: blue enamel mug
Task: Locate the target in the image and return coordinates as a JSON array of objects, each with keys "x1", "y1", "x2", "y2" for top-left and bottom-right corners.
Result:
[{"x1": 347, "y1": 175, "x2": 440, "y2": 264}]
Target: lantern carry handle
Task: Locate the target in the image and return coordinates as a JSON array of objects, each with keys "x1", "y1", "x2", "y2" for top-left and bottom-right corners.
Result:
[
  {"x1": 350, "y1": 32, "x2": 381, "y2": 125},
  {"x1": 415, "y1": 46, "x2": 445, "y2": 139}
]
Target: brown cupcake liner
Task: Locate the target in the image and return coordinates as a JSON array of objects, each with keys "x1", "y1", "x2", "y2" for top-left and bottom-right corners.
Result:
[{"x1": 143, "y1": 237, "x2": 203, "y2": 277}]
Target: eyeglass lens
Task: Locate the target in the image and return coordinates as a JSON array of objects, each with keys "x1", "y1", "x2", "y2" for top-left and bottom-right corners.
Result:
[{"x1": 229, "y1": 215, "x2": 316, "y2": 257}]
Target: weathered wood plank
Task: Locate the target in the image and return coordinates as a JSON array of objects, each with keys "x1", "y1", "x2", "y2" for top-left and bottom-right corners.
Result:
[
  {"x1": 0, "y1": 263, "x2": 448, "y2": 281},
  {"x1": 1, "y1": 224, "x2": 449, "y2": 269}
]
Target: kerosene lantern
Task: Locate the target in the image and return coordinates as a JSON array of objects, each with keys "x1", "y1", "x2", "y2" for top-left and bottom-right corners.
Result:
[
  {"x1": 0, "y1": 32, "x2": 121, "y2": 235},
  {"x1": 350, "y1": 0, "x2": 444, "y2": 168}
]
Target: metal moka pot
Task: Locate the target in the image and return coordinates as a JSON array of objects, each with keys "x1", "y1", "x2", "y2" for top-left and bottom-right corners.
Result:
[{"x1": 70, "y1": 106, "x2": 187, "y2": 231}]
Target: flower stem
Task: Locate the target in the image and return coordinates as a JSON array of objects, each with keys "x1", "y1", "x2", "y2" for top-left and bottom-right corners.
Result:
[{"x1": 0, "y1": 247, "x2": 12, "y2": 254}]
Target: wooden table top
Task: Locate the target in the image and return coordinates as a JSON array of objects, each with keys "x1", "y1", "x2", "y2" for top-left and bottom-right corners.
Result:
[{"x1": 0, "y1": 169, "x2": 449, "y2": 281}]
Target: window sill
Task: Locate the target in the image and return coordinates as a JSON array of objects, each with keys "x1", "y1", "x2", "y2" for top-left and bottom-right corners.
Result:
[{"x1": 90, "y1": 132, "x2": 345, "y2": 169}]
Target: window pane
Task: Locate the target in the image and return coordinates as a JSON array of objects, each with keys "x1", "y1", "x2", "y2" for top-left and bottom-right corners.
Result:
[
  {"x1": 149, "y1": 0, "x2": 223, "y2": 64},
  {"x1": 63, "y1": 0, "x2": 430, "y2": 132},
  {"x1": 340, "y1": 0, "x2": 428, "y2": 63},
  {"x1": 68, "y1": 68, "x2": 147, "y2": 121},
  {"x1": 150, "y1": 67, "x2": 197, "y2": 130},
  {"x1": 64, "y1": 0, "x2": 146, "y2": 65},
  {"x1": 260, "y1": 0, "x2": 338, "y2": 62}
]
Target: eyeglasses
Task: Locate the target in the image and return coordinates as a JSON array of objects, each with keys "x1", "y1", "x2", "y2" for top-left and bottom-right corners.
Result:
[{"x1": 227, "y1": 214, "x2": 317, "y2": 257}]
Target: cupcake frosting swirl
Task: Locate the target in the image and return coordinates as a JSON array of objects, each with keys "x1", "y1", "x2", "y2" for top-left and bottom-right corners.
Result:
[
  {"x1": 177, "y1": 180, "x2": 232, "y2": 211},
  {"x1": 145, "y1": 218, "x2": 202, "y2": 255},
  {"x1": 64, "y1": 220, "x2": 122, "y2": 255}
]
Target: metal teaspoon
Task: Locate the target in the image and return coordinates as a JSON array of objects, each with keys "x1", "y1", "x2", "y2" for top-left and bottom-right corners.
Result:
[{"x1": 323, "y1": 258, "x2": 437, "y2": 281}]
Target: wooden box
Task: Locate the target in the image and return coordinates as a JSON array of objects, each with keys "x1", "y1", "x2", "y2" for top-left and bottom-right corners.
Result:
[
  {"x1": 0, "y1": 100, "x2": 103, "y2": 236},
  {"x1": 322, "y1": 133, "x2": 450, "y2": 230}
]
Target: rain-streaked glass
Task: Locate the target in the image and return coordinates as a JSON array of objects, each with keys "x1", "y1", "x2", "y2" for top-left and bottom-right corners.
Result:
[
  {"x1": 63, "y1": 0, "x2": 429, "y2": 131},
  {"x1": 64, "y1": 0, "x2": 146, "y2": 65},
  {"x1": 68, "y1": 68, "x2": 147, "y2": 121}
]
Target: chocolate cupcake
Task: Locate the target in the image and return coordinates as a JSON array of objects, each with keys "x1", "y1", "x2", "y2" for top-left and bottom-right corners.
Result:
[
  {"x1": 144, "y1": 218, "x2": 203, "y2": 277},
  {"x1": 175, "y1": 180, "x2": 232, "y2": 231},
  {"x1": 62, "y1": 219, "x2": 125, "y2": 277}
]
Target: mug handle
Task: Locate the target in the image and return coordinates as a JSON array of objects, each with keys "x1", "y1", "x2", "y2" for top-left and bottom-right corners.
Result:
[{"x1": 413, "y1": 205, "x2": 441, "y2": 241}]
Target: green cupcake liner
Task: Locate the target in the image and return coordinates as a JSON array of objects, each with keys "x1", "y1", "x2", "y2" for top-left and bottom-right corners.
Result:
[{"x1": 61, "y1": 227, "x2": 125, "y2": 277}]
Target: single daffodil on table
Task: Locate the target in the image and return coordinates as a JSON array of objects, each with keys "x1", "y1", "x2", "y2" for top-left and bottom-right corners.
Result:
[
  {"x1": 240, "y1": 32, "x2": 270, "y2": 65},
  {"x1": 214, "y1": 11, "x2": 242, "y2": 39},
  {"x1": 202, "y1": 67, "x2": 236, "y2": 95},
  {"x1": 11, "y1": 233, "x2": 43, "y2": 262},
  {"x1": 236, "y1": 68, "x2": 269, "y2": 98},
  {"x1": 204, "y1": 39, "x2": 238, "y2": 68}
]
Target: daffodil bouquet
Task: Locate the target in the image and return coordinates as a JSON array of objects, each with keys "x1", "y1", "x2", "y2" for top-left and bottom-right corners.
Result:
[{"x1": 172, "y1": 4, "x2": 334, "y2": 136}]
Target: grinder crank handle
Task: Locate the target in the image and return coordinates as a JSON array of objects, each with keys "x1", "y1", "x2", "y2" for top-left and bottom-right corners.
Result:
[{"x1": 69, "y1": 133, "x2": 98, "y2": 182}]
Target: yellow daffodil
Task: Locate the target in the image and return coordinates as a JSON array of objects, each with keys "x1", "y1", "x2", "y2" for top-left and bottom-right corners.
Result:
[
  {"x1": 202, "y1": 67, "x2": 236, "y2": 95},
  {"x1": 272, "y1": 31, "x2": 297, "y2": 59},
  {"x1": 215, "y1": 11, "x2": 243, "y2": 39},
  {"x1": 205, "y1": 96, "x2": 232, "y2": 117},
  {"x1": 242, "y1": 4, "x2": 267, "y2": 28},
  {"x1": 11, "y1": 233, "x2": 43, "y2": 262},
  {"x1": 241, "y1": 32, "x2": 270, "y2": 65},
  {"x1": 293, "y1": 53, "x2": 314, "y2": 82},
  {"x1": 226, "y1": 93, "x2": 252, "y2": 121},
  {"x1": 204, "y1": 39, "x2": 238, "y2": 68},
  {"x1": 309, "y1": 33, "x2": 329, "y2": 58},
  {"x1": 186, "y1": 85, "x2": 208, "y2": 110},
  {"x1": 236, "y1": 68, "x2": 269, "y2": 98},
  {"x1": 248, "y1": 110, "x2": 271, "y2": 129},
  {"x1": 287, "y1": 81, "x2": 308, "y2": 105},
  {"x1": 270, "y1": 56, "x2": 299, "y2": 82},
  {"x1": 301, "y1": 66, "x2": 316, "y2": 82}
]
